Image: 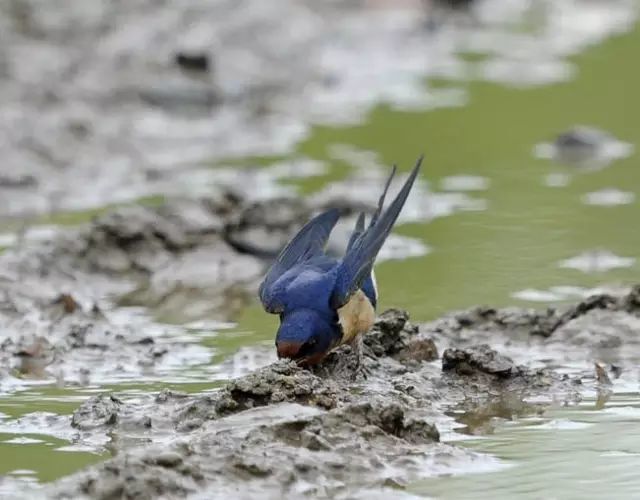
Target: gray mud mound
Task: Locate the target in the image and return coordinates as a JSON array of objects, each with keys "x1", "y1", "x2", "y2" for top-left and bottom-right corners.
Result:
[
  {"x1": 40, "y1": 309, "x2": 583, "y2": 499},
  {"x1": 421, "y1": 286, "x2": 640, "y2": 367},
  {"x1": 443, "y1": 344, "x2": 515, "y2": 377}
]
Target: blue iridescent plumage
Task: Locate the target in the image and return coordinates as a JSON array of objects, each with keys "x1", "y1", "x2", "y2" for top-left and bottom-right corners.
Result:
[{"x1": 259, "y1": 156, "x2": 423, "y2": 366}]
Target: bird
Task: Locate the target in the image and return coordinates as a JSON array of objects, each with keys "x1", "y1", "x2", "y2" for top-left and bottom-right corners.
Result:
[{"x1": 258, "y1": 156, "x2": 423, "y2": 374}]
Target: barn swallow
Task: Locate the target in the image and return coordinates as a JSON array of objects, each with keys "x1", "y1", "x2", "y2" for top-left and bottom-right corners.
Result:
[{"x1": 258, "y1": 156, "x2": 423, "y2": 373}]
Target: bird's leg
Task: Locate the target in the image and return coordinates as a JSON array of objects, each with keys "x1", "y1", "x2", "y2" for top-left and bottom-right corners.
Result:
[{"x1": 351, "y1": 334, "x2": 370, "y2": 380}]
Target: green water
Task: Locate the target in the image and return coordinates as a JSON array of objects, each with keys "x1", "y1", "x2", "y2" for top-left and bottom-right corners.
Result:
[
  {"x1": 237, "y1": 20, "x2": 640, "y2": 324},
  {"x1": 412, "y1": 394, "x2": 640, "y2": 499},
  {"x1": 1, "y1": 16, "x2": 640, "y2": 497}
]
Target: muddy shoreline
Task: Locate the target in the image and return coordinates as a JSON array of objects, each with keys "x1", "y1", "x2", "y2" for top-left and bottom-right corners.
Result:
[
  {"x1": 0, "y1": 192, "x2": 636, "y2": 498},
  {"x1": 0, "y1": 189, "x2": 635, "y2": 498},
  {"x1": 1, "y1": 0, "x2": 639, "y2": 496},
  {"x1": 37, "y1": 286, "x2": 640, "y2": 500}
]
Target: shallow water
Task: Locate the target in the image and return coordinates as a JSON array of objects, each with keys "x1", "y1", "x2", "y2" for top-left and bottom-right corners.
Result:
[
  {"x1": 412, "y1": 393, "x2": 640, "y2": 500},
  {"x1": 1, "y1": 2, "x2": 640, "y2": 497}
]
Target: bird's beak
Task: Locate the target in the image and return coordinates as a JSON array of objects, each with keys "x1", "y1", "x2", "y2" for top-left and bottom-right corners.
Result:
[{"x1": 276, "y1": 341, "x2": 303, "y2": 359}]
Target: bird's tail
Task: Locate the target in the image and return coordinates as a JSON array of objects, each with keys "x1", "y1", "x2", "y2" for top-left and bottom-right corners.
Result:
[{"x1": 331, "y1": 156, "x2": 423, "y2": 309}]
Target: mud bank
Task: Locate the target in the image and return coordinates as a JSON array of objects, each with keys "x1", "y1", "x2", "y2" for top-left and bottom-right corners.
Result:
[
  {"x1": 1, "y1": 187, "x2": 639, "y2": 497},
  {"x1": 422, "y1": 286, "x2": 640, "y2": 366},
  {"x1": 0, "y1": 182, "x2": 429, "y2": 394},
  {"x1": 35, "y1": 300, "x2": 621, "y2": 500},
  {"x1": 2, "y1": 205, "x2": 638, "y2": 498},
  {"x1": 27, "y1": 286, "x2": 640, "y2": 499}
]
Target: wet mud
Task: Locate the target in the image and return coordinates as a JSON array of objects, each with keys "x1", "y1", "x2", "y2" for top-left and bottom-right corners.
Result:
[
  {"x1": 1, "y1": 0, "x2": 639, "y2": 497},
  {"x1": 35, "y1": 301, "x2": 627, "y2": 499},
  {"x1": 1, "y1": 188, "x2": 639, "y2": 498},
  {"x1": 1, "y1": 190, "x2": 638, "y2": 497}
]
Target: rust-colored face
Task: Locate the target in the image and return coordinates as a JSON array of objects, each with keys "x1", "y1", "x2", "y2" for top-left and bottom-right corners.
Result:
[{"x1": 276, "y1": 341, "x2": 303, "y2": 359}]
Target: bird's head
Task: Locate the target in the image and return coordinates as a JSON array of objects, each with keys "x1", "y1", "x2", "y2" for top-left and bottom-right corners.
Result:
[{"x1": 275, "y1": 309, "x2": 336, "y2": 365}]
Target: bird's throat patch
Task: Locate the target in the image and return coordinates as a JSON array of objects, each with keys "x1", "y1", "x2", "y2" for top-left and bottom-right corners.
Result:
[{"x1": 337, "y1": 289, "x2": 375, "y2": 345}]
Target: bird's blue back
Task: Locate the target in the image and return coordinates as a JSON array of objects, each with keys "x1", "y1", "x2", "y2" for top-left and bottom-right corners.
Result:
[
  {"x1": 269, "y1": 255, "x2": 338, "y2": 314},
  {"x1": 258, "y1": 156, "x2": 423, "y2": 362},
  {"x1": 266, "y1": 254, "x2": 378, "y2": 315}
]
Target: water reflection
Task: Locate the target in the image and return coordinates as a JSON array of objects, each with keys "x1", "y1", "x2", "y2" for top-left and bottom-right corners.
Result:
[{"x1": 446, "y1": 395, "x2": 547, "y2": 436}]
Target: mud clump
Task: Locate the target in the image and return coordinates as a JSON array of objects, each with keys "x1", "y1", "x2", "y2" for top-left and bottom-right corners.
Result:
[
  {"x1": 331, "y1": 401, "x2": 440, "y2": 444},
  {"x1": 399, "y1": 338, "x2": 439, "y2": 363},
  {"x1": 364, "y1": 308, "x2": 437, "y2": 363},
  {"x1": 72, "y1": 395, "x2": 123, "y2": 431},
  {"x1": 427, "y1": 305, "x2": 558, "y2": 343},
  {"x1": 60, "y1": 443, "x2": 202, "y2": 500},
  {"x1": 217, "y1": 361, "x2": 341, "y2": 414},
  {"x1": 442, "y1": 344, "x2": 514, "y2": 377},
  {"x1": 425, "y1": 341, "x2": 571, "y2": 406},
  {"x1": 71, "y1": 394, "x2": 161, "y2": 435},
  {"x1": 52, "y1": 399, "x2": 442, "y2": 500},
  {"x1": 541, "y1": 286, "x2": 640, "y2": 338},
  {"x1": 365, "y1": 308, "x2": 414, "y2": 356},
  {"x1": 314, "y1": 308, "x2": 438, "y2": 379},
  {"x1": 82, "y1": 206, "x2": 193, "y2": 274},
  {"x1": 422, "y1": 286, "x2": 640, "y2": 353}
]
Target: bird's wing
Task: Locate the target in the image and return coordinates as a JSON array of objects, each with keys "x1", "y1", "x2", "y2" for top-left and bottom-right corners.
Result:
[
  {"x1": 330, "y1": 156, "x2": 423, "y2": 310},
  {"x1": 259, "y1": 208, "x2": 340, "y2": 313}
]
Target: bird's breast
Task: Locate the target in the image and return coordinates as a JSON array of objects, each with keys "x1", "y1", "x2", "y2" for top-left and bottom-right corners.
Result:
[{"x1": 337, "y1": 289, "x2": 376, "y2": 345}]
